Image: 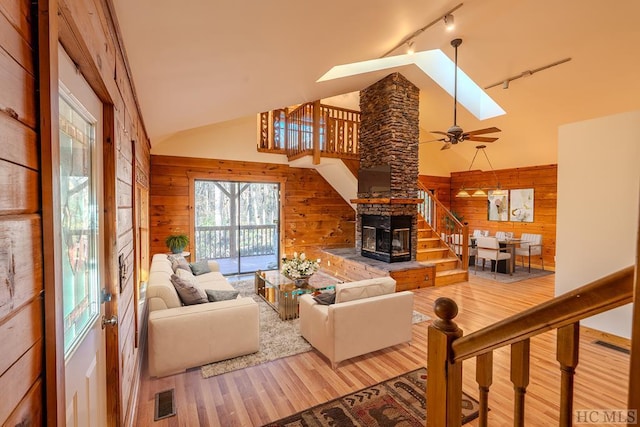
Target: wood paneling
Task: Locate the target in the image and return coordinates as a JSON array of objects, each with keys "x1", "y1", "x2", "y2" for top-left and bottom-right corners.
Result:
[
  {"x1": 0, "y1": 1, "x2": 44, "y2": 424},
  {"x1": 149, "y1": 155, "x2": 355, "y2": 259},
  {"x1": 450, "y1": 164, "x2": 557, "y2": 270},
  {"x1": 419, "y1": 175, "x2": 452, "y2": 208}
]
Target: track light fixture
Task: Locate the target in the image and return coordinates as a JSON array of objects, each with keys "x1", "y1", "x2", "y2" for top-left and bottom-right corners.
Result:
[
  {"x1": 443, "y1": 14, "x2": 455, "y2": 31},
  {"x1": 407, "y1": 41, "x2": 415, "y2": 55},
  {"x1": 380, "y1": 3, "x2": 464, "y2": 58}
]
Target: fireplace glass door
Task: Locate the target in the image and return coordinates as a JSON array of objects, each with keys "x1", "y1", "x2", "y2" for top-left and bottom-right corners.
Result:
[{"x1": 392, "y1": 228, "x2": 410, "y2": 256}]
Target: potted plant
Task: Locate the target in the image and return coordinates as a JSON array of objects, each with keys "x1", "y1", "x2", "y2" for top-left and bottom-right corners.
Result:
[{"x1": 165, "y1": 233, "x2": 189, "y2": 254}]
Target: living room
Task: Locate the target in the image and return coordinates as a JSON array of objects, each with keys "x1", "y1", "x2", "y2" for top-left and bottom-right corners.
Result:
[{"x1": 1, "y1": 0, "x2": 638, "y2": 426}]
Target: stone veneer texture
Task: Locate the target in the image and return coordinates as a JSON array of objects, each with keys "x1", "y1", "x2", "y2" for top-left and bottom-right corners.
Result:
[
  {"x1": 359, "y1": 72, "x2": 420, "y2": 199},
  {"x1": 356, "y1": 72, "x2": 420, "y2": 259}
]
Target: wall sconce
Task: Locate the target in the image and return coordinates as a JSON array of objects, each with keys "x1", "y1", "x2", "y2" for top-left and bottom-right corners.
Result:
[{"x1": 406, "y1": 41, "x2": 415, "y2": 55}]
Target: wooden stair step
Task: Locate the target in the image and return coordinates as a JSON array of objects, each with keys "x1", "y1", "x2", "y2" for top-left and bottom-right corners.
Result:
[
  {"x1": 435, "y1": 268, "x2": 468, "y2": 286},
  {"x1": 422, "y1": 257, "x2": 460, "y2": 271},
  {"x1": 417, "y1": 237, "x2": 443, "y2": 249},
  {"x1": 416, "y1": 248, "x2": 453, "y2": 261}
]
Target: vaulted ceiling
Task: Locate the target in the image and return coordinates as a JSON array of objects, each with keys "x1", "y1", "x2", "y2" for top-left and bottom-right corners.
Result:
[{"x1": 111, "y1": 0, "x2": 640, "y2": 173}]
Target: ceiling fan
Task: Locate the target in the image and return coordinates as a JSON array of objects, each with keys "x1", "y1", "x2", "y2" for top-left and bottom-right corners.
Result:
[{"x1": 423, "y1": 38, "x2": 501, "y2": 150}]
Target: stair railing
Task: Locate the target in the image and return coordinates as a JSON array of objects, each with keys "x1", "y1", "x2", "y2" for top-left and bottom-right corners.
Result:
[
  {"x1": 426, "y1": 265, "x2": 635, "y2": 427},
  {"x1": 418, "y1": 182, "x2": 468, "y2": 270}
]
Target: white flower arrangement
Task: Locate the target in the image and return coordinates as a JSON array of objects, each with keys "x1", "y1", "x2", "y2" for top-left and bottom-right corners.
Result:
[{"x1": 281, "y1": 252, "x2": 320, "y2": 279}]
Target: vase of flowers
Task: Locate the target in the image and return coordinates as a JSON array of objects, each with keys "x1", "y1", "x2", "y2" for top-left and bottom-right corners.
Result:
[{"x1": 281, "y1": 252, "x2": 320, "y2": 287}]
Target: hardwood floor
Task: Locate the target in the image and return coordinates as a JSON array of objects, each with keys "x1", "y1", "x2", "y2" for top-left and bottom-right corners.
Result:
[{"x1": 135, "y1": 272, "x2": 630, "y2": 426}]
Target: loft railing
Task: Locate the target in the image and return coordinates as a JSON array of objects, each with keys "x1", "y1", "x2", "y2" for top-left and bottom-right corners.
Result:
[
  {"x1": 418, "y1": 182, "x2": 468, "y2": 270},
  {"x1": 258, "y1": 102, "x2": 359, "y2": 162},
  {"x1": 426, "y1": 266, "x2": 636, "y2": 427}
]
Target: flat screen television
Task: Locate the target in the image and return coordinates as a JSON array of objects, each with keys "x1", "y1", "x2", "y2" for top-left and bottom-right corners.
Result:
[{"x1": 358, "y1": 164, "x2": 391, "y2": 195}]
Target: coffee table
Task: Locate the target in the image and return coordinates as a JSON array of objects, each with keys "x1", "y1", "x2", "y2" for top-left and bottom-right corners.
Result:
[{"x1": 254, "y1": 270, "x2": 339, "y2": 320}]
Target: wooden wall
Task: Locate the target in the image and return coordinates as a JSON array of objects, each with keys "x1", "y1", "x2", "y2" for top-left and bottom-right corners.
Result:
[
  {"x1": 0, "y1": 0, "x2": 151, "y2": 424},
  {"x1": 419, "y1": 175, "x2": 452, "y2": 209},
  {"x1": 450, "y1": 164, "x2": 557, "y2": 270},
  {"x1": 150, "y1": 155, "x2": 355, "y2": 262},
  {"x1": 0, "y1": 0, "x2": 44, "y2": 424}
]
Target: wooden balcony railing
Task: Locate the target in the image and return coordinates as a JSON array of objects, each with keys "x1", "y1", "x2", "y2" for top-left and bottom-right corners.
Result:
[
  {"x1": 195, "y1": 224, "x2": 277, "y2": 260},
  {"x1": 418, "y1": 182, "x2": 468, "y2": 270},
  {"x1": 426, "y1": 265, "x2": 636, "y2": 427},
  {"x1": 258, "y1": 101, "x2": 359, "y2": 162}
]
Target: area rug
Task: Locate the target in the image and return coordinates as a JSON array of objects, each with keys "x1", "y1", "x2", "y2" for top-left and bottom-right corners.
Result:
[
  {"x1": 471, "y1": 264, "x2": 554, "y2": 284},
  {"x1": 201, "y1": 279, "x2": 431, "y2": 378},
  {"x1": 262, "y1": 367, "x2": 480, "y2": 426}
]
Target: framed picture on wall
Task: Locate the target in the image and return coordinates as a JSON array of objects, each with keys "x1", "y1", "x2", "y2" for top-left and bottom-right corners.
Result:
[
  {"x1": 487, "y1": 190, "x2": 509, "y2": 221},
  {"x1": 510, "y1": 188, "x2": 534, "y2": 222}
]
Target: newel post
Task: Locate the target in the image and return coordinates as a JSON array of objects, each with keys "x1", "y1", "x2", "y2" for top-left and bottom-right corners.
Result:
[{"x1": 427, "y1": 297, "x2": 463, "y2": 427}]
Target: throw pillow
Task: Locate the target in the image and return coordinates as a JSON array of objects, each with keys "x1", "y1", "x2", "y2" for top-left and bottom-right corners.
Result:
[
  {"x1": 168, "y1": 255, "x2": 190, "y2": 272},
  {"x1": 313, "y1": 292, "x2": 336, "y2": 305},
  {"x1": 176, "y1": 268, "x2": 196, "y2": 282},
  {"x1": 205, "y1": 289, "x2": 239, "y2": 302},
  {"x1": 170, "y1": 274, "x2": 207, "y2": 305},
  {"x1": 190, "y1": 260, "x2": 211, "y2": 276}
]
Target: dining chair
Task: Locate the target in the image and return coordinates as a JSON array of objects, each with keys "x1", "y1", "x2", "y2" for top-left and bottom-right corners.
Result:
[
  {"x1": 472, "y1": 229, "x2": 486, "y2": 238},
  {"x1": 475, "y1": 236, "x2": 512, "y2": 278},
  {"x1": 515, "y1": 233, "x2": 543, "y2": 272},
  {"x1": 495, "y1": 231, "x2": 507, "y2": 241}
]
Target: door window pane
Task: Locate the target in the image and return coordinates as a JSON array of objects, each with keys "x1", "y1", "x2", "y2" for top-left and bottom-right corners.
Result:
[{"x1": 60, "y1": 95, "x2": 99, "y2": 356}]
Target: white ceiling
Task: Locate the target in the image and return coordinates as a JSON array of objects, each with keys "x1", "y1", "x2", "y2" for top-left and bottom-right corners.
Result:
[{"x1": 111, "y1": 0, "x2": 640, "y2": 172}]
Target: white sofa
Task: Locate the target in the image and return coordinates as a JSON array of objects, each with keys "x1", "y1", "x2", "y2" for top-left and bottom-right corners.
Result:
[
  {"x1": 147, "y1": 254, "x2": 259, "y2": 377},
  {"x1": 299, "y1": 277, "x2": 414, "y2": 369}
]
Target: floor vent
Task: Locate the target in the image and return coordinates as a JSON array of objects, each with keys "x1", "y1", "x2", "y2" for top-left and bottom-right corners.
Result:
[
  {"x1": 594, "y1": 340, "x2": 630, "y2": 355},
  {"x1": 154, "y1": 389, "x2": 176, "y2": 421}
]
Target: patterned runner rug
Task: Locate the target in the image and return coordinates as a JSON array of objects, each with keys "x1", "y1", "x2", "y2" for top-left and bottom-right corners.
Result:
[{"x1": 262, "y1": 367, "x2": 480, "y2": 426}]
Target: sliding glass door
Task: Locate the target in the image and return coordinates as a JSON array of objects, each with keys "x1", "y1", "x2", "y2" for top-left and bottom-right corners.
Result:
[{"x1": 194, "y1": 180, "x2": 280, "y2": 275}]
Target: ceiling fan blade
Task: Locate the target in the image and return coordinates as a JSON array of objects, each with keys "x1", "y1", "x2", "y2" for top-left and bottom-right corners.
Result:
[
  {"x1": 430, "y1": 130, "x2": 452, "y2": 136},
  {"x1": 419, "y1": 138, "x2": 446, "y2": 144},
  {"x1": 440, "y1": 142, "x2": 452, "y2": 150},
  {"x1": 467, "y1": 136, "x2": 499, "y2": 143},
  {"x1": 465, "y1": 126, "x2": 501, "y2": 136}
]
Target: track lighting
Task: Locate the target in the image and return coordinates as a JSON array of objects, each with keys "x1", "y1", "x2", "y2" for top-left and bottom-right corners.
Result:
[
  {"x1": 380, "y1": 3, "x2": 463, "y2": 58},
  {"x1": 406, "y1": 41, "x2": 415, "y2": 55},
  {"x1": 443, "y1": 14, "x2": 455, "y2": 31}
]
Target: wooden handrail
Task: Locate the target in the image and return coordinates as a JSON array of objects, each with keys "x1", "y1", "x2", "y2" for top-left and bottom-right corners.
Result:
[
  {"x1": 417, "y1": 181, "x2": 468, "y2": 270},
  {"x1": 451, "y1": 265, "x2": 634, "y2": 362}
]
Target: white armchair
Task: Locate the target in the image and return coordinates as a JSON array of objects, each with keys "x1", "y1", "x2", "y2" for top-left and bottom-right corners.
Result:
[
  {"x1": 475, "y1": 236, "x2": 512, "y2": 278},
  {"x1": 299, "y1": 277, "x2": 414, "y2": 369},
  {"x1": 515, "y1": 233, "x2": 543, "y2": 272}
]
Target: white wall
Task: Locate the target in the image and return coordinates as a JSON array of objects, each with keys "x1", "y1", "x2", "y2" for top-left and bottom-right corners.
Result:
[
  {"x1": 556, "y1": 110, "x2": 640, "y2": 338},
  {"x1": 151, "y1": 115, "x2": 289, "y2": 164}
]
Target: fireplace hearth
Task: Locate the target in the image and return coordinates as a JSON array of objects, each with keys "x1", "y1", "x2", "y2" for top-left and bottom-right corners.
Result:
[{"x1": 361, "y1": 215, "x2": 411, "y2": 263}]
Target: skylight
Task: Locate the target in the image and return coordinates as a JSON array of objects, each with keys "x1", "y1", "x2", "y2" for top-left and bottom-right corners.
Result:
[{"x1": 317, "y1": 50, "x2": 506, "y2": 121}]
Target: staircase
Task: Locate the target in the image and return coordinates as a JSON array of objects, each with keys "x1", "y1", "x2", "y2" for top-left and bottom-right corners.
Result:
[{"x1": 416, "y1": 217, "x2": 468, "y2": 286}]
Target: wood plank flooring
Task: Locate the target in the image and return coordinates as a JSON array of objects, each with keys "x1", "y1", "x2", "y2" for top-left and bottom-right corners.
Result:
[{"x1": 135, "y1": 272, "x2": 631, "y2": 426}]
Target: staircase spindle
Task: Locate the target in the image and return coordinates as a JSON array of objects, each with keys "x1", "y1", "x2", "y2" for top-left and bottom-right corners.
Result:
[
  {"x1": 427, "y1": 297, "x2": 463, "y2": 427},
  {"x1": 511, "y1": 339, "x2": 530, "y2": 427},
  {"x1": 476, "y1": 351, "x2": 493, "y2": 427},
  {"x1": 557, "y1": 322, "x2": 580, "y2": 427}
]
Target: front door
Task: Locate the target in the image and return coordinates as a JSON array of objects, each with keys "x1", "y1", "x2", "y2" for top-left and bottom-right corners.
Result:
[{"x1": 59, "y1": 46, "x2": 107, "y2": 426}]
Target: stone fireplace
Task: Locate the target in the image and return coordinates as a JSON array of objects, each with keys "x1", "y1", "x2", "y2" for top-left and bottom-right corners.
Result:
[{"x1": 353, "y1": 72, "x2": 420, "y2": 263}]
